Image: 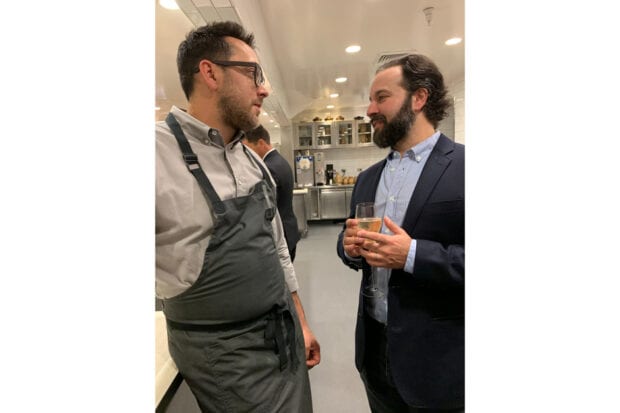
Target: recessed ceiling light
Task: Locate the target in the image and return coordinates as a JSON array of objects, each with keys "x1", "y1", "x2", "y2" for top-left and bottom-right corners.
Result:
[
  {"x1": 445, "y1": 37, "x2": 462, "y2": 46},
  {"x1": 326, "y1": 105, "x2": 335, "y2": 109},
  {"x1": 335, "y1": 77, "x2": 348, "y2": 83},
  {"x1": 269, "y1": 119, "x2": 274, "y2": 123},
  {"x1": 155, "y1": 106, "x2": 161, "y2": 111},
  {"x1": 262, "y1": 112, "x2": 268, "y2": 116},
  {"x1": 330, "y1": 93, "x2": 339, "y2": 98},
  {"x1": 275, "y1": 124, "x2": 280, "y2": 128},
  {"x1": 345, "y1": 45, "x2": 361, "y2": 54},
  {"x1": 159, "y1": 0, "x2": 179, "y2": 10}
]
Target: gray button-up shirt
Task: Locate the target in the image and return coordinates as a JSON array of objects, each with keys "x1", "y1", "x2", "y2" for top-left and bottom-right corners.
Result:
[{"x1": 156, "y1": 106, "x2": 298, "y2": 299}]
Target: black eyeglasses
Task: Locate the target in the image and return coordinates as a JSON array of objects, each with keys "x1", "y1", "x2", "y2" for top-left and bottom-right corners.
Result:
[{"x1": 208, "y1": 60, "x2": 265, "y2": 87}]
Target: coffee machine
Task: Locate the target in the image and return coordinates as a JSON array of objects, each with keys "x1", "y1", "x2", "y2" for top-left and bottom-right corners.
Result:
[
  {"x1": 314, "y1": 152, "x2": 326, "y2": 185},
  {"x1": 325, "y1": 164, "x2": 334, "y2": 185}
]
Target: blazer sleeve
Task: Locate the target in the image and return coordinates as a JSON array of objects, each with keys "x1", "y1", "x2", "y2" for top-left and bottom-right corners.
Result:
[{"x1": 411, "y1": 240, "x2": 464, "y2": 288}]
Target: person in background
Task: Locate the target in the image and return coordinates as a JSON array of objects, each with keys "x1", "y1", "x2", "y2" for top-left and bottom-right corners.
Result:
[
  {"x1": 337, "y1": 54, "x2": 464, "y2": 412},
  {"x1": 156, "y1": 21, "x2": 320, "y2": 412},
  {"x1": 243, "y1": 124, "x2": 301, "y2": 261}
]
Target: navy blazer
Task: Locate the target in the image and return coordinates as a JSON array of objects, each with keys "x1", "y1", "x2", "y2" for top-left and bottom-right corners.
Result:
[
  {"x1": 337, "y1": 134, "x2": 464, "y2": 409},
  {"x1": 264, "y1": 150, "x2": 300, "y2": 254}
]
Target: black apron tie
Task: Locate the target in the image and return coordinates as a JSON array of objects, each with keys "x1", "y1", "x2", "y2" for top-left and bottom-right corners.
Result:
[{"x1": 265, "y1": 305, "x2": 298, "y2": 372}]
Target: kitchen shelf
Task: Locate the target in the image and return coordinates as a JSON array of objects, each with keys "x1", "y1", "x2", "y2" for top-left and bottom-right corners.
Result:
[{"x1": 294, "y1": 119, "x2": 373, "y2": 149}]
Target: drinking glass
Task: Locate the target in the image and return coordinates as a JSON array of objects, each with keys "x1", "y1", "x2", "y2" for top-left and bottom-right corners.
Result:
[{"x1": 355, "y1": 202, "x2": 383, "y2": 297}]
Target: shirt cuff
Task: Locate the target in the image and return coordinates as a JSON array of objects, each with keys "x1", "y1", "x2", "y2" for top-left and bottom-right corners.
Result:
[{"x1": 404, "y1": 239, "x2": 416, "y2": 274}]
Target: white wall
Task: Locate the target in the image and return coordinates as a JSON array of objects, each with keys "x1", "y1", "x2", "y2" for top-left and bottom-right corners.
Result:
[
  {"x1": 452, "y1": 76, "x2": 465, "y2": 144},
  {"x1": 314, "y1": 146, "x2": 390, "y2": 178}
]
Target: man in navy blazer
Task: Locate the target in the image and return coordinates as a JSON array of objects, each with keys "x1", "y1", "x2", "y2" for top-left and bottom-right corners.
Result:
[
  {"x1": 244, "y1": 125, "x2": 301, "y2": 261},
  {"x1": 337, "y1": 54, "x2": 464, "y2": 412}
]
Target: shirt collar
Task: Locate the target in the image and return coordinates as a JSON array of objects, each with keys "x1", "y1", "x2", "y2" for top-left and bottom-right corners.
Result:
[
  {"x1": 170, "y1": 105, "x2": 243, "y2": 148},
  {"x1": 263, "y1": 147, "x2": 277, "y2": 159},
  {"x1": 387, "y1": 131, "x2": 441, "y2": 162}
]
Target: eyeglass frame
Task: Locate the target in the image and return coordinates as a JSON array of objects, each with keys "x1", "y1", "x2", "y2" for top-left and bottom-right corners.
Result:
[{"x1": 195, "y1": 60, "x2": 265, "y2": 87}]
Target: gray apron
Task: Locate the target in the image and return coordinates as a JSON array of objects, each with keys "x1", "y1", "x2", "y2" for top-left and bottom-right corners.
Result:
[{"x1": 162, "y1": 113, "x2": 312, "y2": 413}]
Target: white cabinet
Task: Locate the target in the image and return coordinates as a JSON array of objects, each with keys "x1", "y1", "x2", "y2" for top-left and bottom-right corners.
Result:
[
  {"x1": 334, "y1": 120, "x2": 354, "y2": 148},
  {"x1": 294, "y1": 119, "x2": 373, "y2": 149},
  {"x1": 314, "y1": 122, "x2": 335, "y2": 149},
  {"x1": 294, "y1": 121, "x2": 335, "y2": 149},
  {"x1": 355, "y1": 119, "x2": 373, "y2": 147},
  {"x1": 295, "y1": 123, "x2": 314, "y2": 149}
]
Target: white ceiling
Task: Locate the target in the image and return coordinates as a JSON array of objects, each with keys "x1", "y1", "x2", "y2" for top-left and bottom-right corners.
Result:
[{"x1": 155, "y1": 0, "x2": 464, "y2": 133}]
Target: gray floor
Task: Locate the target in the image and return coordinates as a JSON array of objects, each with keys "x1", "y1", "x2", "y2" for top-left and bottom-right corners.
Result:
[
  {"x1": 163, "y1": 221, "x2": 370, "y2": 412},
  {"x1": 296, "y1": 221, "x2": 371, "y2": 413}
]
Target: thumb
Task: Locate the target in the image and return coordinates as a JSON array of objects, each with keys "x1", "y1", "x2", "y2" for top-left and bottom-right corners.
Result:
[{"x1": 383, "y1": 216, "x2": 406, "y2": 235}]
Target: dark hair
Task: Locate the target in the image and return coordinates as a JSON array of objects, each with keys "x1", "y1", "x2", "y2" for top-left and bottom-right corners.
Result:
[
  {"x1": 378, "y1": 54, "x2": 452, "y2": 128},
  {"x1": 244, "y1": 124, "x2": 270, "y2": 144},
  {"x1": 177, "y1": 21, "x2": 255, "y2": 99}
]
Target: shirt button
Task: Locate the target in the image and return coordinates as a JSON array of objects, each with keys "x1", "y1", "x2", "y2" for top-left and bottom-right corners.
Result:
[
  {"x1": 415, "y1": 155, "x2": 421, "y2": 162},
  {"x1": 390, "y1": 167, "x2": 395, "y2": 172},
  {"x1": 389, "y1": 196, "x2": 395, "y2": 202}
]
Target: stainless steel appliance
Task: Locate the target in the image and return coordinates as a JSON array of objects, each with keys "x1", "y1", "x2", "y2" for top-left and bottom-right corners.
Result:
[
  {"x1": 314, "y1": 152, "x2": 326, "y2": 185},
  {"x1": 319, "y1": 188, "x2": 348, "y2": 219},
  {"x1": 292, "y1": 189, "x2": 308, "y2": 237},
  {"x1": 325, "y1": 164, "x2": 334, "y2": 185},
  {"x1": 295, "y1": 155, "x2": 314, "y2": 187}
]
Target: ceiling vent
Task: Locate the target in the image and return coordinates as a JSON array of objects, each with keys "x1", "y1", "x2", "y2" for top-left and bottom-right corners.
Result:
[{"x1": 373, "y1": 50, "x2": 416, "y2": 72}]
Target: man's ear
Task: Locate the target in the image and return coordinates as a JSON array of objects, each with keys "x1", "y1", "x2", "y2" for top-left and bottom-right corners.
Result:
[
  {"x1": 197, "y1": 60, "x2": 219, "y2": 89},
  {"x1": 412, "y1": 88, "x2": 429, "y2": 112}
]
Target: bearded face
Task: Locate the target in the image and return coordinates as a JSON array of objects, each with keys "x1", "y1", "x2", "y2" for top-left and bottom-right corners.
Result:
[
  {"x1": 218, "y1": 76, "x2": 260, "y2": 133},
  {"x1": 371, "y1": 93, "x2": 415, "y2": 149}
]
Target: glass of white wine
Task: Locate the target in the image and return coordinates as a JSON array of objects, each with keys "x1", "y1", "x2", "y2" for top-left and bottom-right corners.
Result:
[{"x1": 355, "y1": 202, "x2": 383, "y2": 297}]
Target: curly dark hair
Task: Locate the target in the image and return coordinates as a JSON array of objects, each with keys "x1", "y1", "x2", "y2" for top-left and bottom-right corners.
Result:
[
  {"x1": 177, "y1": 21, "x2": 255, "y2": 100},
  {"x1": 378, "y1": 54, "x2": 452, "y2": 128}
]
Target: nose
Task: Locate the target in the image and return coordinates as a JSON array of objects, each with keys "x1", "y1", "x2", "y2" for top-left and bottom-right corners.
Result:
[
  {"x1": 258, "y1": 84, "x2": 269, "y2": 98},
  {"x1": 367, "y1": 100, "x2": 378, "y2": 117}
]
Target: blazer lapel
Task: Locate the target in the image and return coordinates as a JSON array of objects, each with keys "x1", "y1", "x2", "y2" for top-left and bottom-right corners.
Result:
[{"x1": 401, "y1": 134, "x2": 454, "y2": 230}]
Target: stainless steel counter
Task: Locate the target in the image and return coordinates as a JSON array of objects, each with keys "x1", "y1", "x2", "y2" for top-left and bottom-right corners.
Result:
[
  {"x1": 292, "y1": 190, "x2": 308, "y2": 237},
  {"x1": 296, "y1": 184, "x2": 355, "y2": 190}
]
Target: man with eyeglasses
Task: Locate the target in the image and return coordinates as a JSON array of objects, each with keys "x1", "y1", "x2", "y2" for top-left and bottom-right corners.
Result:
[{"x1": 156, "y1": 21, "x2": 319, "y2": 412}]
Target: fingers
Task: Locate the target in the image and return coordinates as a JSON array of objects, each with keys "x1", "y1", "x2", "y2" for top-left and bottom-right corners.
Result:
[
  {"x1": 306, "y1": 339, "x2": 321, "y2": 368},
  {"x1": 344, "y1": 218, "x2": 358, "y2": 230},
  {"x1": 356, "y1": 229, "x2": 383, "y2": 243},
  {"x1": 343, "y1": 219, "x2": 364, "y2": 257},
  {"x1": 383, "y1": 216, "x2": 406, "y2": 234}
]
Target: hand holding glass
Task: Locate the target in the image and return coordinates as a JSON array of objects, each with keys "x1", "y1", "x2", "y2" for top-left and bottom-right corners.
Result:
[{"x1": 355, "y1": 202, "x2": 383, "y2": 297}]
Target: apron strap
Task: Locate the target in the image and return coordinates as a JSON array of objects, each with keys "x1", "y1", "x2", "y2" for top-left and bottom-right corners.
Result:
[
  {"x1": 166, "y1": 112, "x2": 277, "y2": 220},
  {"x1": 165, "y1": 112, "x2": 226, "y2": 216},
  {"x1": 265, "y1": 305, "x2": 298, "y2": 373}
]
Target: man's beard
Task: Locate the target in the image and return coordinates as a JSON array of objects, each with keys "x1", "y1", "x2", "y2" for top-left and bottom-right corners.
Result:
[
  {"x1": 371, "y1": 94, "x2": 415, "y2": 149},
  {"x1": 218, "y1": 82, "x2": 259, "y2": 133}
]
